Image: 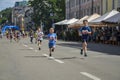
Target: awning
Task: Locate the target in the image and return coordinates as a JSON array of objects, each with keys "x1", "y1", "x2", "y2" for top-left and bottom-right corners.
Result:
[
  {"x1": 54, "y1": 20, "x2": 68, "y2": 25},
  {"x1": 63, "y1": 18, "x2": 79, "y2": 25},
  {"x1": 87, "y1": 13, "x2": 101, "y2": 22},
  {"x1": 68, "y1": 16, "x2": 89, "y2": 28},
  {"x1": 90, "y1": 10, "x2": 119, "y2": 23},
  {"x1": 68, "y1": 13, "x2": 101, "y2": 28},
  {"x1": 102, "y1": 13, "x2": 120, "y2": 23}
]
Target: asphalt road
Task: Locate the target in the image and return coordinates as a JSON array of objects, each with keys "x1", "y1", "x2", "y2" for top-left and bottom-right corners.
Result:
[{"x1": 0, "y1": 37, "x2": 120, "y2": 80}]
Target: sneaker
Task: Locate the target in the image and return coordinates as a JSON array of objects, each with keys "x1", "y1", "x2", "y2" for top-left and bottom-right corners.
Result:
[
  {"x1": 52, "y1": 48, "x2": 54, "y2": 52},
  {"x1": 84, "y1": 53, "x2": 87, "y2": 57},
  {"x1": 80, "y1": 49, "x2": 83, "y2": 55},
  {"x1": 39, "y1": 47, "x2": 41, "y2": 50}
]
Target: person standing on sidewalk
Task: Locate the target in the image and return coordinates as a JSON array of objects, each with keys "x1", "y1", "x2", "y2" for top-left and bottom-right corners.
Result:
[
  {"x1": 48, "y1": 28, "x2": 57, "y2": 57},
  {"x1": 78, "y1": 20, "x2": 91, "y2": 57}
]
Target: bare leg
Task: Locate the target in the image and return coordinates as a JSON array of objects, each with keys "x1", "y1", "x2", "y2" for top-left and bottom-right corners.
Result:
[
  {"x1": 38, "y1": 41, "x2": 41, "y2": 50},
  {"x1": 83, "y1": 42, "x2": 88, "y2": 57},
  {"x1": 49, "y1": 48, "x2": 52, "y2": 56}
]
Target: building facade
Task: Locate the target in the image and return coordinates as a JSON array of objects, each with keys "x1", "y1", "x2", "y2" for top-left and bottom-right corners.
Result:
[
  {"x1": 66, "y1": 0, "x2": 119, "y2": 19},
  {"x1": 66, "y1": 0, "x2": 81, "y2": 19},
  {"x1": 117, "y1": 0, "x2": 120, "y2": 11},
  {"x1": 12, "y1": 1, "x2": 33, "y2": 31},
  {"x1": 102, "y1": 0, "x2": 118, "y2": 14},
  {"x1": 80, "y1": 0, "x2": 102, "y2": 17}
]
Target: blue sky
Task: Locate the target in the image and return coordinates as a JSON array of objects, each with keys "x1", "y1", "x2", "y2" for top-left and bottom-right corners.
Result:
[{"x1": 0, "y1": 0, "x2": 28, "y2": 11}]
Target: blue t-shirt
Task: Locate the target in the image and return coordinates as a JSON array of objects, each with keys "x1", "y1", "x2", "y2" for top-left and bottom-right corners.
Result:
[
  {"x1": 79, "y1": 26, "x2": 91, "y2": 39},
  {"x1": 48, "y1": 33, "x2": 57, "y2": 43}
]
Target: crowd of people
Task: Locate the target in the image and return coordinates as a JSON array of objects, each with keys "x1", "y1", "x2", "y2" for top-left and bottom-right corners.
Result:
[
  {"x1": 92, "y1": 27, "x2": 120, "y2": 45},
  {"x1": 0, "y1": 20, "x2": 119, "y2": 57},
  {"x1": 5, "y1": 29, "x2": 22, "y2": 42},
  {"x1": 57, "y1": 26, "x2": 120, "y2": 46},
  {"x1": 28, "y1": 27, "x2": 57, "y2": 57},
  {"x1": 0, "y1": 27, "x2": 58, "y2": 57}
]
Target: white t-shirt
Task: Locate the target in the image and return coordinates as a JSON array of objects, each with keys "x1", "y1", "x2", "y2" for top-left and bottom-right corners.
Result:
[{"x1": 37, "y1": 31, "x2": 44, "y2": 40}]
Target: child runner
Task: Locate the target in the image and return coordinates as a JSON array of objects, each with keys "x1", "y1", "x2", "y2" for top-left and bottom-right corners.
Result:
[
  {"x1": 37, "y1": 28, "x2": 44, "y2": 50},
  {"x1": 48, "y1": 28, "x2": 57, "y2": 57},
  {"x1": 78, "y1": 20, "x2": 91, "y2": 57},
  {"x1": 9, "y1": 29, "x2": 13, "y2": 42},
  {"x1": 29, "y1": 30, "x2": 34, "y2": 44},
  {"x1": 34, "y1": 30, "x2": 38, "y2": 44}
]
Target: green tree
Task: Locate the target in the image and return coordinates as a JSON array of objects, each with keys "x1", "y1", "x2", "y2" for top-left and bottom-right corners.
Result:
[
  {"x1": 29, "y1": 0, "x2": 65, "y2": 30},
  {"x1": 0, "y1": 8, "x2": 12, "y2": 24}
]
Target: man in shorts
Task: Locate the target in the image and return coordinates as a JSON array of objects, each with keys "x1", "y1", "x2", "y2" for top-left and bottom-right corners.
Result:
[{"x1": 79, "y1": 20, "x2": 91, "y2": 57}]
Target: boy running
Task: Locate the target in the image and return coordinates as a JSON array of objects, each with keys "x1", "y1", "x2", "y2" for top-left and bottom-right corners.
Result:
[
  {"x1": 37, "y1": 28, "x2": 44, "y2": 50},
  {"x1": 79, "y1": 20, "x2": 91, "y2": 57},
  {"x1": 48, "y1": 28, "x2": 57, "y2": 57}
]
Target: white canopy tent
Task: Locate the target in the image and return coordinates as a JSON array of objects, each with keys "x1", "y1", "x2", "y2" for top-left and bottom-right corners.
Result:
[
  {"x1": 75, "y1": 15, "x2": 89, "y2": 24},
  {"x1": 87, "y1": 13, "x2": 101, "y2": 22},
  {"x1": 68, "y1": 16, "x2": 89, "y2": 27},
  {"x1": 68, "y1": 13, "x2": 101, "y2": 28},
  {"x1": 90, "y1": 10, "x2": 119, "y2": 23},
  {"x1": 102, "y1": 13, "x2": 120, "y2": 23},
  {"x1": 54, "y1": 19, "x2": 68, "y2": 25},
  {"x1": 63, "y1": 18, "x2": 79, "y2": 25}
]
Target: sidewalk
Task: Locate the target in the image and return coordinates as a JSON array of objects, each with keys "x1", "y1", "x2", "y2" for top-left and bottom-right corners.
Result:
[{"x1": 57, "y1": 40, "x2": 120, "y2": 55}]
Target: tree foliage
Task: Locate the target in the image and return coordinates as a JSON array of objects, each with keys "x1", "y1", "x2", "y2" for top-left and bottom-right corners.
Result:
[
  {"x1": 29, "y1": 0, "x2": 65, "y2": 29},
  {"x1": 0, "y1": 8, "x2": 12, "y2": 24}
]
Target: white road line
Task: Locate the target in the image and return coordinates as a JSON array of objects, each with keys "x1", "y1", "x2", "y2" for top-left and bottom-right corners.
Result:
[
  {"x1": 80, "y1": 72, "x2": 101, "y2": 80},
  {"x1": 43, "y1": 54, "x2": 49, "y2": 57},
  {"x1": 54, "y1": 59, "x2": 64, "y2": 64},
  {"x1": 42, "y1": 54, "x2": 64, "y2": 64},
  {"x1": 22, "y1": 44, "x2": 64, "y2": 64},
  {"x1": 35, "y1": 50, "x2": 38, "y2": 52},
  {"x1": 23, "y1": 44, "x2": 28, "y2": 47},
  {"x1": 29, "y1": 47, "x2": 34, "y2": 50}
]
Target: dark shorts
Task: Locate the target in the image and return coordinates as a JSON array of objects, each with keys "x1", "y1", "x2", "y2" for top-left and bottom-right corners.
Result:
[
  {"x1": 10, "y1": 36, "x2": 12, "y2": 39},
  {"x1": 49, "y1": 43, "x2": 56, "y2": 48},
  {"x1": 82, "y1": 39, "x2": 88, "y2": 42},
  {"x1": 82, "y1": 35, "x2": 89, "y2": 43},
  {"x1": 38, "y1": 39, "x2": 42, "y2": 43}
]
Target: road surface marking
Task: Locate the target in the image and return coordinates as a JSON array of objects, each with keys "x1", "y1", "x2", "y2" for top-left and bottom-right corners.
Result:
[
  {"x1": 42, "y1": 54, "x2": 64, "y2": 64},
  {"x1": 35, "y1": 50, "x2": 38, "y2": 52},
  {"x1": 23, "y1": 44, "x2": 28, "y2": 47},
  {"x1": 80, "y1": 72, "x2": 101, "y2": 80},
  {"x1": 54, "y1": 59, "x2": 64, "y2": 64},
  {"x1": 29, "y1": 47, "x2": 34, "y2": 50},
  {"x1": 43, "y1": 54, "x2": 49, "y2": 57},
  {"x1": 22, "y1": 44, "x2": 64, "y2": 64}
]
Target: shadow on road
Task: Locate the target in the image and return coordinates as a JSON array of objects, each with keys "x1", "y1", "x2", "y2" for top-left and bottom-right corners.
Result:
[
  {"x1": 57, "y1": 42, "x2": 120, "y2": 56},
  {"x1": 24, "y1": 56, "x2": 46, "y2": 58},
  {"x1": 56, "y1": 57, "x2": 77, "y2": 60},
  {"x1": 19, "y1": 49, "x2": 34, "y2": 51},
  {"x1": 56, "y1": 56, "x2": 85, "y2": 60}
]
